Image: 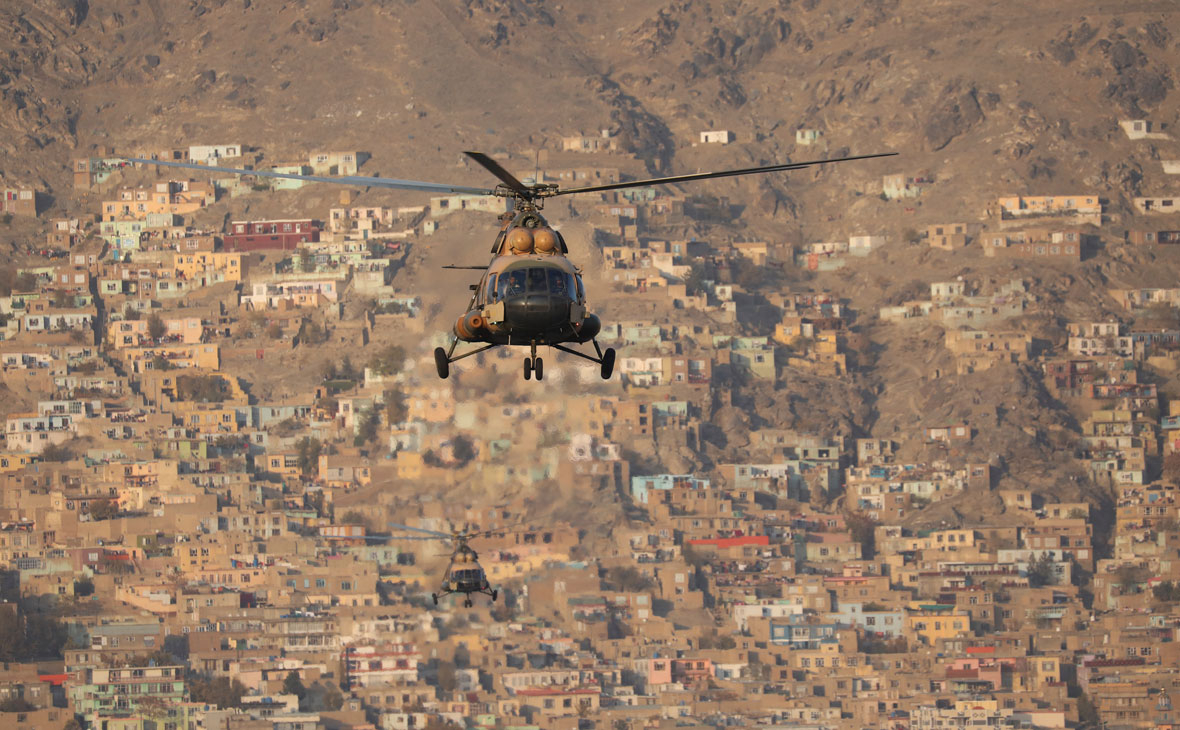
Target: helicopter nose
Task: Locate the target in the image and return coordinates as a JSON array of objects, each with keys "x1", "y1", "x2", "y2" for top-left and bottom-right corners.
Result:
[{"x1": 503, "y1": 293, "x2": 570, "y2": 331}]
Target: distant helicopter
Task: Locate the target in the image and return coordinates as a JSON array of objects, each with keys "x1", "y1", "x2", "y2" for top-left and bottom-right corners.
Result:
[
  {"x1": 387, "y1": 521, "x2": 502, "y2": 608},
  {"x1": 127, "y1": 150, "x2": 895, "y2": 381}
]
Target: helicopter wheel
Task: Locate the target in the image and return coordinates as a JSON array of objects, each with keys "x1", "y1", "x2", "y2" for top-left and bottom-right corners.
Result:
[
  {"x1": 600, "y1": 348, "x2": 616, "y2": 380},
  {"x1": 533, "y1": 357, "x2": 543, "y2": 381},
  {"x1": 492, "y1": 589, "x2": 499, "y2": 602},
  {"x1": 431, "y1": 593, "x2": 438, "y2": 605},
  {"x1": 434, "y1": 348, "x2": 450, "y2": 379},
  {"x1": 464, "y1": 598, "x2": 472, "y2": 608},
  {"x1": 523, "y1": 357, "x2": 532, "y2": 380}
]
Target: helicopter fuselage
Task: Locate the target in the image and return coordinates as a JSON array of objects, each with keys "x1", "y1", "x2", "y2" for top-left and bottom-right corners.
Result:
[
  {"x1": 437, "y1": 207, "x2": 613, "y2": 381},
  {"x1": 434, "y1": 542, "x2": 497, "y2": 608},
  {"x1": 457, "y1": 255, "x2": 600, "y2": 346}
]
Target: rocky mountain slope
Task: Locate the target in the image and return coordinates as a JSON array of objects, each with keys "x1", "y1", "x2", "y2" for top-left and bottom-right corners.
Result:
[{"x1": 3, "y1": 0, "x2": 1180, "y2": 524}]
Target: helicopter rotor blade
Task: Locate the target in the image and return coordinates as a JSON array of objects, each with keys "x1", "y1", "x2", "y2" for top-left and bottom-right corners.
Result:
[
  {"x1": 548, "y1": 152, "x2": 898, "y2": 197},
  {"x1": 121, "y1": 157, "x2": 497, "y2": 196},
  {"x1": 463, "y1": 151, "x2": 532, "y2": 196},
  {"x1": 387, "y1": 521, "x2": 453, "y2": 539},
  {"x1": 355, "y1": 534, "x2": 437, "y2": 542},
  {"x1": 456, "y1": 524, "x2": 515, "y2": 541}
]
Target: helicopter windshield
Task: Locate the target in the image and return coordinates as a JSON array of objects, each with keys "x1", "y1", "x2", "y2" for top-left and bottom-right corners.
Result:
[
  {"x1": 496, "y1": 267, "x2": 575, "y2": 300},
  {"x1": 498, "y1": 270, "x2": 527, "y2": 299},
  {"x1": 548, "y1": 269, "x2": 575, "y2": 300}
]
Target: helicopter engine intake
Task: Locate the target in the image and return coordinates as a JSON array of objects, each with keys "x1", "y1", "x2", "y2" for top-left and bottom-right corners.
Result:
[
  {"x1": 533, "y1": 228, "x2": 559, "y2": 254},
  {"x1": 507, "y1": 227, "x2": 534, "y2": 254},
  {"x1": 454, "y1": 310, "x2": 487, "y2": 341}
]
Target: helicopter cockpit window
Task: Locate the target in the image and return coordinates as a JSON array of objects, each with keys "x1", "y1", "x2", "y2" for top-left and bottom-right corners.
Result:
[
  {"x1": 547, "y1": 269, "x2": 576, "y2": 300},
  {"x1": 485, "y1": 274, "x2": 497, "y2": 303},
  {"x1": 527, "y1": 267, "x2": 549, "y2": 293},
  {"x1": 499, "y1": 270, "x2": 527, "y2": 299}
]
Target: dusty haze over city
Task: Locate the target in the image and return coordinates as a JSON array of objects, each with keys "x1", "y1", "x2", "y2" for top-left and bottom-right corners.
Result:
[{"x1": 1, "y1": 1, "x2": 1180, "y2": 729}]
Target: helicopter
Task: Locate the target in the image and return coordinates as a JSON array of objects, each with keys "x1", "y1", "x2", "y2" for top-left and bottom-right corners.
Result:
[
  {"x1": 387, "y1": 521, "x2": 503, "y2": 608},
  {"x1": 126, "y1": 149, "x2": 896, "y2": 381}
]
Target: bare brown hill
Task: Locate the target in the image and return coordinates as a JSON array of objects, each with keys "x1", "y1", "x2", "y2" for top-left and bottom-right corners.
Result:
[{"x1": 3, "y1": 0, "x2": 1180, "y2": 525}]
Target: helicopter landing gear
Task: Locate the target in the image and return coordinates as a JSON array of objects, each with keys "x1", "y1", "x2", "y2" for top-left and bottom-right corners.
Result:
[
  {"x1": 464, "y1": 597, "x2": 473, "y2": 608},
  {"x1": 433, "y1": 341, "x2": 498, "y2": 379},
  {"x1": 599, "y1": 347, "x2": 615, "y2": 380},
  {"x1": 550, "y1": 338, "x2": 615, "y2": 379},
  {"x1": 492, "y1": 589, "x2": 499, "y2": 602},
  {"x1": 431, "y1": 593, "x2": 438, "y2": 606},
  {"x1": 591, "y1": 339, "x2": 615, "y2": 380},
  {"x1": 523, "y1": 343, "x2": 543, "y2": 381}
]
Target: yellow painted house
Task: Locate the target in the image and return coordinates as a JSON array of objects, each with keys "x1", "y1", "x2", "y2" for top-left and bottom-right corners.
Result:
[
  {"x1": 175, "y1": 402, "x2": 241, "y2": 433},
  {"x1": 173, "y1": 251, "x2": 244, "y2": 282},
  {"x1": 108, "y1": 316, "x2": 204, "y2": 349},
  {"x1": 122, "y1": 344, "x2": 220, "y2": 373},
  {"x1": 906, "y1": 604, "x2": 970, "y2": 644},
  {"x1": 0, "y1": 453, "x2": 37, "y2": 472}
]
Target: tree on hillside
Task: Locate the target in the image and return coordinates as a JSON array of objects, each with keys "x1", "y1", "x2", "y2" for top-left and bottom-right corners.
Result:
[
  {"x1": 354, "y1": 406, "x2": 381, "y2": 447},
  {"x1": 323, "y1": 686, "x2": 344, "y2": 710},
  {"x1": 384, "y1": 389, "x2": 408, "y2": 425},
  {"x1": 451, "y1": 435, "x2": 475, "y2": 466},
  {"x1": 147, "y1": 312, "x2": 167, "y2": 341},
  {"x1": 1027, "y1": 552, "x2": 1057, "y2": 588},
  {"x1": 296, "y1": 437, "x2": 322, "y2": 476},
  {"x1": 844, "y1": 512, "x2": 879, "y2": 559},
  {"x1": 283, "y1": 670, "x2": 307, "y2": 701},
  {"x1": 89, "y1": 499, "x2": 119, "y2": 521},
  {"x1": 685, "y1": 261, "x2": 718, "y2": 296},
  {"x1": 40, "y1": 443, "x2": 73, "y2": 462},
  {"x1": 178, "y1": 374, "x2": 228, "y2": 402},
  {"x1": 187, "y1": 676, "x2": 247, "y2": 708},
  {"x1": 604, "y1": 566, "x2": 654, "y2": 592},
  {"x1": 1117, "y1": 564, "x2": 1149, "y2": 592},
  {"x1": 0, "y1": 267, "x2": 37, "y2": 295},
  {"x1": 1163, "y1": 453, "x2": 1180, "y2": 484},
  {"x1": 298, "y1": 319, "x2": 327, "y2": 345},
  {"x1": 368, "y1": 344, "x2": 405, "y2": 376}
]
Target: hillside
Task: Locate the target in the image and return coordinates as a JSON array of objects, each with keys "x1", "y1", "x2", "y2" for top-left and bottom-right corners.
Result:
[{"x1": 3, "y1": 0, "x2": 1180, "y2": 524}]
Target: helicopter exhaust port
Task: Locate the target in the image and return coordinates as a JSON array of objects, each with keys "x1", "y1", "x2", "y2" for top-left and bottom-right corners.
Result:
[{"x1": 454, "y1": 311, "x2": 486, "y2": 341}]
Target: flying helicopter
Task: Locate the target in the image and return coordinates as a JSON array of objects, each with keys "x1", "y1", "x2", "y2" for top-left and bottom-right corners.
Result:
[
  {"x1": 126, "y1": 149, "x2": 896, "y2": 381},
  {"x1": 387, "y1": 521, "x2": 503, "y2": 608}
]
